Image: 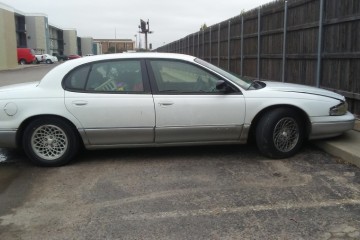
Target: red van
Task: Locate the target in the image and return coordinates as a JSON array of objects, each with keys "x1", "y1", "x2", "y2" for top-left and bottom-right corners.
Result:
[{"x1": 17, "y1": 48, "x2": 36, "y2": 65}]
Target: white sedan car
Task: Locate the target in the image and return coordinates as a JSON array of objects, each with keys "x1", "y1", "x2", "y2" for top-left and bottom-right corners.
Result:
[
  {"x1": 42, "y1": 54, "x2": 58, "y2": 64},
  {"x1": 0, "y1": 53, "x2": 355, "y2": 166}
]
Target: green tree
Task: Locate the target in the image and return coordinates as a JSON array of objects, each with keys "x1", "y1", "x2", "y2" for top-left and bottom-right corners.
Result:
[{"x1": 200, "y1": 23, "x2": 207, "y2": 31}]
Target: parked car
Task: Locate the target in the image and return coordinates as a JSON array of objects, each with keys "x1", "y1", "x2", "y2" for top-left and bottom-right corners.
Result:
[
  {"x1": 67, "y1": 54, "x2": 81, "y2": 60},
  {"x1": 35, "y1": 54, "x2": 45, "y2": 64},
  {"x1": 17, "y1": 48, "x2": 36, "y2": 65},
  {"x1": 42, "y1": 54, "x2": 58, "y2": 64},
  {"x1": 0, "y1": 53, "x2": 355, "y2": 166},
  {"x1": 52, "y1": 53, "x2": 68, "y2": 61},
  {"x1": 35, "y1": 54, "x2": 58, "y2": 64}
]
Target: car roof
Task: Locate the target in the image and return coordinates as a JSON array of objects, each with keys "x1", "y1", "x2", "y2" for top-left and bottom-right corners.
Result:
[{"x1": 74, "y1": 52, "x2": 194, "y2": 61}]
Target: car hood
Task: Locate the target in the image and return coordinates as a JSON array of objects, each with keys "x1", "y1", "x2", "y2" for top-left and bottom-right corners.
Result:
[
  {"x1": 262, "y1": 81, "x2": 344, "y2": 101},
  {"x1": 0, "y1": 81, "x2": 39, "y2": 92}
]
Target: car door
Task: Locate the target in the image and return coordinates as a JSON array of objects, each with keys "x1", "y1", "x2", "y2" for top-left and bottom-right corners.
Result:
[
  {"x1": 64, "y1": 59, "x2": 155, "y2": 145},
  {"x1": 147, "y1": 59, "x2": 246, "y2": 143}
]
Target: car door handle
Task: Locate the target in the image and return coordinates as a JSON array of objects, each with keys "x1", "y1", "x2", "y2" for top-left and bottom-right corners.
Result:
[
  {"x1": 72, "y1": 101, "x2": 88, "y2": 106},
  {"x1": 159, "y1": 102, "x2": 174, "y2": 106}
]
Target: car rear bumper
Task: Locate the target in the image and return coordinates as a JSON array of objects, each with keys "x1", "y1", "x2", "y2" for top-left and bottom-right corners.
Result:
[{"x1": 309, "y1": 112, "x2": 355, "y2": 140}]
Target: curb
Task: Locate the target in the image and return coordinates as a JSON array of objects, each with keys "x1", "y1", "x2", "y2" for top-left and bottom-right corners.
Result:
[
  {"x1": 0, "y1": 65, "x2": 42, "y2": 72},
  {"x1": 312, "y1": 129, "x2": 360, "y2": 168},
  {"x1": 0, "y1": 63, "x2": 59, "y2": 72}
]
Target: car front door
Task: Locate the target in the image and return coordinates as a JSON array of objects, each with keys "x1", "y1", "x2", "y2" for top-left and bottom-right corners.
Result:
[
  {"x1": 147, "y1": 59, "x2": 246, "y2": 143},
  {"x1": 64, "y1": 59, "x2": 155, "y2": 146}
]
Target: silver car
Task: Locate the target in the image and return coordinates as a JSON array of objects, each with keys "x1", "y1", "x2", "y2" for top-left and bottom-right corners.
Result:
[{"x1": 0, "y1": 53, "x2": 355, "y2": 166}]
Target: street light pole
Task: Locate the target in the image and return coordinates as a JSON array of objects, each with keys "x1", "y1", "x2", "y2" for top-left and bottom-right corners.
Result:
[{"x1": 139, "y1": 19, "x2": 153, "y2": 50}]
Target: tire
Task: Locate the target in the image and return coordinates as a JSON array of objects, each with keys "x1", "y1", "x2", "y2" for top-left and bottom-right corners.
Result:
[
  {"x1": 22, "y1": 117, "x2": 79, "y2": 167},
  {"x1": 46, "y1": 59, "x2": 52, "y2": 64},
  {"x1": 19, "y1": 59, "x2": 26, "y2": 65},
  {"x1": 255, "y1": 108, "x2": 305, "y2": 159}
]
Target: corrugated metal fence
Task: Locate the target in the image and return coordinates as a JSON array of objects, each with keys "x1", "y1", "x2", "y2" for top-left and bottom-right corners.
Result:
[{"x1": 156, "y1": 0, "x2": 360, "y2": 115}]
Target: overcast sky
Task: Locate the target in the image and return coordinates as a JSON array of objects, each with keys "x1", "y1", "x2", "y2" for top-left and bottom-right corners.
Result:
[{"x1": 1, "y1": 0, "x2": 272, "y2": 49}]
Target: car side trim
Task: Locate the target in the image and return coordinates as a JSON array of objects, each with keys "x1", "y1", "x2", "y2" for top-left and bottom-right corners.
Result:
[
  {"x1": 0, "y1": 130, "x2": 17, "y2": 148},
  {"x1": 155, "y1": 125, "x2": 243, "y2": 143},
  {"x1": 82, "y1": 128, "x2": 154, "y2": 145},
  {"x1": 239, "y1": 124, "x2": 250, "y2": 144}
]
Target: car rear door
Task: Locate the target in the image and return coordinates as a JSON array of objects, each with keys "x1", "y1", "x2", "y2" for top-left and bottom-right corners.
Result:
[{"x1": 64, "y1": 59, "x2": 155, "y2": 146}]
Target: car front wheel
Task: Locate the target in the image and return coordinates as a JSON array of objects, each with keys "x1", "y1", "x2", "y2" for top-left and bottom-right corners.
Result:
[
  {"x1": 22, "y1": 117, "x2": 79, "y2": 166},
  {"x1": 256, "y1": 108, "x2": 305, "y2": 159},
  {"x1": 46, "y1": 59, "x2": 52, "y2": 64}
]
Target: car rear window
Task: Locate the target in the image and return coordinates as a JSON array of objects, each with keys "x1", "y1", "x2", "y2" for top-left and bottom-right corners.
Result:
[{"x1": 63, "y1": 65, "x2": 90, "y2": 90}]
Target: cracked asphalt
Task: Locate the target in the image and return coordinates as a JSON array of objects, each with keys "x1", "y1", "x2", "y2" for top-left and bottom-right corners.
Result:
[
  {"x1": 0, "y1": 65, "x2": 360, "y2": 239},
  {"x1": 0, "y1": 145, "x2": 360, "y2": 239}
]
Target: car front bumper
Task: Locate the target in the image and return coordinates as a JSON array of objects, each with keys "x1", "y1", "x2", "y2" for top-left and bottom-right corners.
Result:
[{"x1": 309, "y1": 112, "x2": 355, "y2": 140}]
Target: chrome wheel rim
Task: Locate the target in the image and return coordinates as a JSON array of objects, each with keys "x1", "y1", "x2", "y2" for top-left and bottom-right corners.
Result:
[
  {"x1": 31, "y1": 125, "x2": 68, "y2": 160},
  {"x1": 273, "y1": 117, "x2": 299, "y2": 152}
]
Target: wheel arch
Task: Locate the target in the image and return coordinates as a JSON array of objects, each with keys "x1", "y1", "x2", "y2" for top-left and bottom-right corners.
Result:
[
  {"x1": 247, "y1": 104, "x2": 311, "y2": 143},
  {"x1": 16, "y1": 114, "x2": 85, "y2": 149}
]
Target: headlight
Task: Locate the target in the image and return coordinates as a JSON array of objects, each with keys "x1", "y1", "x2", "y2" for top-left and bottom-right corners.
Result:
[{"x1": 329, "y1": 101, "x2": 348, "y2": 116}]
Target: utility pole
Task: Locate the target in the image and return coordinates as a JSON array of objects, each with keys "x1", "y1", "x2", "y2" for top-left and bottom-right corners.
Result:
[
  {"x1": 138, "y1": 19, "x2": 153, "y2": 50},
  {"x1": 114, "y1": 28, "x2": 117, "y2": 53}
]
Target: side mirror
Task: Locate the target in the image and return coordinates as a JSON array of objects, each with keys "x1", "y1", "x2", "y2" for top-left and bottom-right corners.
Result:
[{"x1": 216, "y1": 80, "x2": 232, "y2": 93}]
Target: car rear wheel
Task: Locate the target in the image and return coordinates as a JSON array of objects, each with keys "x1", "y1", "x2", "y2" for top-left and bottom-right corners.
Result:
[
  {"x1": 256, "y1": 108, "x2": 305, "y2": 159},
  {"x1": 22, "y1": 117, "x2": 79, "y2": 167}
]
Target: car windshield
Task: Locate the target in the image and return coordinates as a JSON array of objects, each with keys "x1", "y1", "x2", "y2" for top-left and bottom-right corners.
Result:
[{"x1": 195, "y1": 58, "x2": 253, "y2": 90}]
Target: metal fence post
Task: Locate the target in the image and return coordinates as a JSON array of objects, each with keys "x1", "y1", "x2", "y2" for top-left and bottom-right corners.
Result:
[
  {"x1": 257, "y1": 7, "x2": 261, "y2": 79},
  {"x1": 316, "y1": 0, "x2": 324, "y2": 88},
  {"x1": 282, "y1": 1, "x2": 288, "y2": 82},
  {"x1": 209, "y1": 26, "x2": 212, "y2": 63},
  {"x1": 218, "y1": 23, "x2": 221, "y2": 66},
  {"x1": 202, "y1": 29, "x2": 205, "y2": 59},
  {"x1": 181, "y1": 38, "x2": 183, "y2": 53},
  {"x1": 192, "y1": 34, "x2": 195, "y2": 56},
  {"x1": 188, "y1": 35, "x2": 190, "y2": 55},
  {"x1": 228, "y1": 20, "x2": 231, "y2": 70},
  {"x1": 197, "y1": 32, "x2": 200, "y2": 57},
  {"x1": 182, "y1": 38, "x2": 184, "y2": 53},
  {"x1": 241, "y1": 15, "x2": 244, "y2": 76}
]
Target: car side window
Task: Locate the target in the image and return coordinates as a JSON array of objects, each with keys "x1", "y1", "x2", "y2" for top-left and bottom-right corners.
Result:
[
  {"x1": 86, "y1": 60, "x2": 144, "y2": 92},
  {"x1": 64, "y1": 65, "x2": 90, "y2": 90},
  {"x1": 64, "y1": 60, "x2": 144, "y2": 93},
  {"x1": 149, "y1": 60, "x2": 221, "y2": 93}
]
